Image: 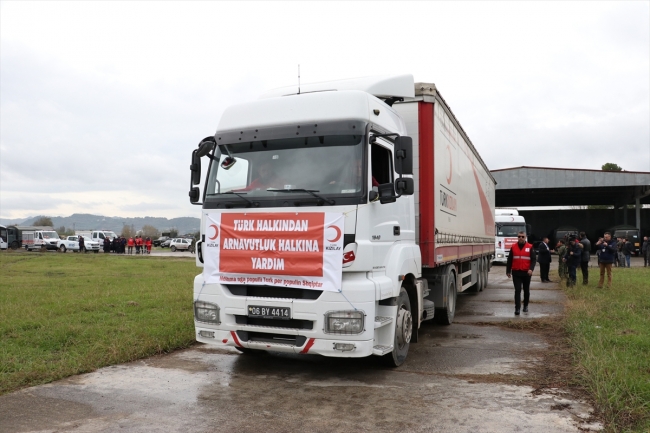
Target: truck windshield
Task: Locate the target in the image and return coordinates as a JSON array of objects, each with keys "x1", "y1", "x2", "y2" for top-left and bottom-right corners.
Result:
[
  {"x1": 104, "y1": 231, "x2": 117, "y2": 239},
  {"x1": 496, "y1": 224, "x2": 525, "y2": 237},
  {"x1": 42, "y1": 231, "x2": 59, "y2": 239},
  {"x1": 206, "y1": 135, "x2": 364, "y2": 199},
  {"x1": 614, "y1": 230, "x2": 638, "y2": 240}
]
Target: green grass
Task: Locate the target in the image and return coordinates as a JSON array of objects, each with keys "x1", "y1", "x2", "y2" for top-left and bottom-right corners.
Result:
[
  {"x1": 563, "y1": 266, "x2": 650, "y2": 432},
  {"x1": 0, "y1": 252, "x2": 198, "y2": 395}
]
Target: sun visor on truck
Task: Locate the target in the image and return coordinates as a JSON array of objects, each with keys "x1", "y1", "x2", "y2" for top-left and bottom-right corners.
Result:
[{"x1": 215, "y1": 120, "x2": 368, "y2": 146}]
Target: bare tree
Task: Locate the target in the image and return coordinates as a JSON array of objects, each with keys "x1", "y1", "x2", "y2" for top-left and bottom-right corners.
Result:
[
  {"x1": 141, "y1": 225, "x2": 160, "y2": 239},
  {"x1": 121, "y1": 225, "x2": 135, "y2": 238}
]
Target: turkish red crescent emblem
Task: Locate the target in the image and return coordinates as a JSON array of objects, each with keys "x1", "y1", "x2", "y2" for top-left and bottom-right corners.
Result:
[
  {"x1": 208, "y1": 224, "x2": 219, "y2": 240},
  {"x1": 446, "y1": 145, "x2": 453, "y2": 184},
  {"x1": 327, "y1": 225, "x2": 342, "y2": 243}
]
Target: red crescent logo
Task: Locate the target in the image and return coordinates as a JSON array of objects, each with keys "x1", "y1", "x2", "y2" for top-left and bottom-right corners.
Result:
[
  {"x1": 208, "y1": 224, "x2": 219, "y2": 240},
  {"x1": 327, "y1": 225, "x2": 342, "y2": 243},
  {"x1": 446, "y1": 145, "x2": 453, "y2": 184}
]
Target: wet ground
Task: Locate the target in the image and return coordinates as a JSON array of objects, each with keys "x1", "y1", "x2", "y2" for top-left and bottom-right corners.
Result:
[{"x1": 0, "y1": 265, "x2": 605, "y2": 433}]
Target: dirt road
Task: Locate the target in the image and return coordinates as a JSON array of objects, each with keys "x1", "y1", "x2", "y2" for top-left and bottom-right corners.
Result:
[{"x1": 0, "y1": 265, "x2": 603, "y2": 433}]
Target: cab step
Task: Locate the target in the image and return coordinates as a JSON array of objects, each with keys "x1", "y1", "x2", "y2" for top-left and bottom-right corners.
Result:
[
  {"x1": 374, "y1": 316, "x2": 393, "y2": 329},
  {"x1": 372, "y1": 345, "x2": 393, "y2": 356}
]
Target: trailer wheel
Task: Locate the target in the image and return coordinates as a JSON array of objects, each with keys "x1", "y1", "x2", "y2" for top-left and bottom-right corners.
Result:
[
  {"x1": 436, "y1": 267, "x2": 456, "y2": 325},
  {"x1": 59, "y1": 245, "x2": 67, "y2": 253},
  {"x1": 481, "y1": 258, "x2": 489, "y2": 291},
  {"x1": 382, "y1": 287, "x2": 412, "y2": 368}
]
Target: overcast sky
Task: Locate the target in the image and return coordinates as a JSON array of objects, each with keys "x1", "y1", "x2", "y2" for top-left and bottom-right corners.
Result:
[{"x1": 1, "y1": 1, "x2": 648, "y2": 220}]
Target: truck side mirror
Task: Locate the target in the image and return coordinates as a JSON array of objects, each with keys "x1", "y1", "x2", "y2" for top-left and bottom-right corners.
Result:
[
  {"x1": 394, "y1": 136, "x2": 413, "y2": 176},
  {"x1": 395, "y1": 177, "x2": 414, "y2": 196},
  {"x1": 190, "y1": 149, "x2": 201, "y2": 185},
  {"x1": 378, "y1": 183, "x2": 397, "y2": 204},
  {"x1": 189, "y1": 187, "x2": 200, "y2": 204}
]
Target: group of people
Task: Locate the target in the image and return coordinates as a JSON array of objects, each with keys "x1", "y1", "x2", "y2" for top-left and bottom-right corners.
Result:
[
  {"x1": 505, "y1": 231, "x2": 647, "y2": 315},
  {"x1": 77, "y1": 235, "x2": 153, "y2": 254}
]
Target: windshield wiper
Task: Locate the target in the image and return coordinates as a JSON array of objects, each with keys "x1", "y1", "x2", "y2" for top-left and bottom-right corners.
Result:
[
  {"x1": 268, "y1": 188, "x2": 335, "y2": 205},
  {"x1": 221, "y1": 191, "x2": 256, "y2": 207}
]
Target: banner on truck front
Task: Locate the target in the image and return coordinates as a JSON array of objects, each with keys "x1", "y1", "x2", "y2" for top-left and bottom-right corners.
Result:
[{"x1": 202, "y1": 212, "x2": 344, "y2": 291}]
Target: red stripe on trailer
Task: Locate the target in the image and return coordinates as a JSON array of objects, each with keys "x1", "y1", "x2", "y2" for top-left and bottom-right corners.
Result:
[
  {"x1": 300, "y1": 338, "x2": 316, "y2": 354},
  {"x1": 230, "y1": 331, "x2": 243, "y2": 347},
  {"x1": 418, "y1": 101, "x2": 435, "y2": 267},
  {"x1": 470, "y1": 164, "x2": 495, "y2": 236}
]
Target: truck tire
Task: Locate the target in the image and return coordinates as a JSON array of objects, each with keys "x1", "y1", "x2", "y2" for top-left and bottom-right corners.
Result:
[
  {"x1": 171, "y1": 246, "x2": 177, "y2": 252},
  {"x1": 10, "y1": 241, "x2": 19, "y2": 250},
  {"x1": 436, "y1": 267, "x2": 456, "y2": 325},
  {"x1": 481, "y1": 257, "x2": 489, "y2": 291},
  {"x1": 59, "y1": 245, "x2": 67, "y2": 253},
  {"x1": 382, "y1": 287, "x2": 412, "y2": 368}
]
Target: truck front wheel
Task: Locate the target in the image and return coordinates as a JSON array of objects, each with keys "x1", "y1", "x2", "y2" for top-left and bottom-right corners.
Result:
[
  {"x1": 436, "y1": 267, "x2": 457, "y2": 325},
  {"x1": 10, "y1": 241, "x2": 19, "y2": 250},
  {"x1": 383, "y1": 287, "x2": 412, "y2": 368},
  {"x1": 59, "y1": 245, "x2": 67, "y2": 253}
]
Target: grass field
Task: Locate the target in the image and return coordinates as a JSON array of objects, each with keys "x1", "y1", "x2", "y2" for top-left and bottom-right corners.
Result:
[
  {"x1": 563, "y1": 266, "x2": 650, "y2": 432},
  {"x1": 0, "y1": 252, "x2": 198, "y2": 395}
]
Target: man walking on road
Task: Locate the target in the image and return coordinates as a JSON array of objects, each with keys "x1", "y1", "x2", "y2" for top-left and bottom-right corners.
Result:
[
  {"x1": 579, "y1": 232, "x2": 591, "y2": 285},
  {"x1": 506, "y1": 231, "x2": 536, "y2": 316},
  {"x1": 643, "y1": 236, "x2": 649, "y2": 267},
  {"x1": 537, "y1": 237, "x2": 552, "y2": 283},
  {"x1": 596, "y1": 232, "x2": 617, "y2": 288}
]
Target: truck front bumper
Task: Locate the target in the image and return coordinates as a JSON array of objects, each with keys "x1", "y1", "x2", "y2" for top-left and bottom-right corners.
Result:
[{"x1": 193, "y1": 273, "x2": 381, "y2": 358}]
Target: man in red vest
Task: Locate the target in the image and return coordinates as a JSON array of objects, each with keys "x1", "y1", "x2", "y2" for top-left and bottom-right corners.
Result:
[{"x1": 506, "y1": 231, "x2": 537, "y2": 315}]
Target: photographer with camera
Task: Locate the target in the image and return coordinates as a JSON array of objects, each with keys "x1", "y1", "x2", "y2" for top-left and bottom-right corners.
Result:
[{"x1": 596, "y1": 232, "x2": 617, "y2": 288}]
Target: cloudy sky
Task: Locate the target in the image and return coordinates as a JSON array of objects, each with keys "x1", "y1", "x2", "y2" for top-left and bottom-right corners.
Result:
[{"x1": 1, "y1": 1, "x2": 648, "y2": 220}]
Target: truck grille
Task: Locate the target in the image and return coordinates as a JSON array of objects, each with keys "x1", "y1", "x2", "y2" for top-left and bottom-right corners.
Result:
[
  {"x1": 236, "y1": 331, "x2": 307, "y2": 347},
  {"x1": 225, "y1": 285, "x2": 322, "y2": 300},
  {"x1": 235, "y1": 315, "x2": 314, "y2": 330}
]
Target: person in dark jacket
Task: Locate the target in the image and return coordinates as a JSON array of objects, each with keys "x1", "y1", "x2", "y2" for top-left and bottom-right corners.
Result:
[
  {"x1": 596, "y1": 232, "x2": 617, "y2": 288},
  {"x1": 537, "y1": 237, "x2": 552, "y2": 283},
  {"x1": 78, "y1": 235, "x2": 86, "y2": 253},
  {"x1": 579, "y1": 232, "x2": 591, "y2": 285},
  {"x1": 623, "y1": 238, "x2": 634, "y2": 268},
  {"x1": 563, "y1": 236, "x2": 582, "y2": 287},
  {"x1": 506, "y1": 231, "x2": 537, "y2": 315},
  {"x1": 643, "y1": 236, "x2": 649, "y2": 267},
  {"x1": 103, "y1": 237, "x2": 110, "y2": 253}
]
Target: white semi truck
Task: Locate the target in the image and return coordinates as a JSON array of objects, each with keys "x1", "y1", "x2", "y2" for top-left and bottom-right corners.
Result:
[
  {"x1": 493, "y1": 209, "x2": 527, "y2": 264},
  {"x1": 188, "y1": 75, "x2": 495, "y2": 366}
]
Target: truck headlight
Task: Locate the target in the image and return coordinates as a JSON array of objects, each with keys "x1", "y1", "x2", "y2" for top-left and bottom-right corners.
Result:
[
  {"x1": 324, "y1": 310, "x2": 364, "y2": 334},
  {"x1": 194, "y1": 301, "x2": 220, "y2": 324}
]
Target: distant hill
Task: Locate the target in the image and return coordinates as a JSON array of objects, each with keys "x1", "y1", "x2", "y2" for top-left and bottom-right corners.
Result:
[{"x1": 1, "y1": 213, "x2": 200, "y2": 235}]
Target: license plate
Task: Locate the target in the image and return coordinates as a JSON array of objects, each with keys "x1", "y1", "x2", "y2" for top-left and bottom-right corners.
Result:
[{"x1": 248, "y1": 305, "x2": 291, "y2": 320}]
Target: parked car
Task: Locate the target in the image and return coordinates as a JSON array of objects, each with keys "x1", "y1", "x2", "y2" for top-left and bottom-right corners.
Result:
[
  {"x1": 160, "y1": 238, "x2": 172, "y2": 248},
  {"x1": 170, "y1": 238, "x2": 195, "y2": 253},
  {"x1": 57, "y1": 236, "x2": 101, "y2": 253},
  {"x1": 153, "y1": 236, "x2": 169, "y2": 247}
]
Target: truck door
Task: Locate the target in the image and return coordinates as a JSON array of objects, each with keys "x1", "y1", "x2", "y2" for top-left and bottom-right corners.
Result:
[{"x1": 366, "y1": 139, "x2": 410, "y2": 282}]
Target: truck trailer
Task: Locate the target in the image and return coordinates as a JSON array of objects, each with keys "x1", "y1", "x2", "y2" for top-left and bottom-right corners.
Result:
[{"x1": 188, "y1": 75, "x2": 496, "y2": 366}]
